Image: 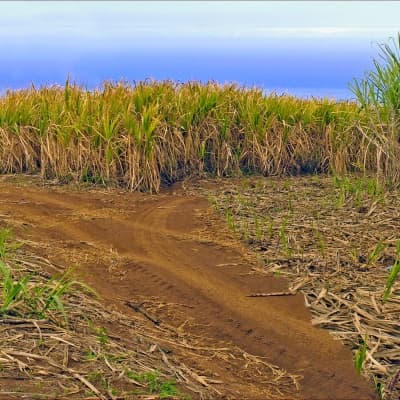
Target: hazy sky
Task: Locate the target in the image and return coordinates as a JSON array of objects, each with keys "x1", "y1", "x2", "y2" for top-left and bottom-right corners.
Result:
[
  {"x1": 0, "y1": 1, "x2": 399, "y2": 96},
  {"x1": 1, "y1": 1, "x2": 399, "y2": 45}
]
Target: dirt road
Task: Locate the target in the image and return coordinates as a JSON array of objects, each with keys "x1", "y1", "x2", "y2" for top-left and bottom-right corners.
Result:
[{"x1": 0, "y1": 179, "x2": 375, "y2": 399}]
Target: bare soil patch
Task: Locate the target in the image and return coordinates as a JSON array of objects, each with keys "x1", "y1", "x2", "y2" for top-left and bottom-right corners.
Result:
[{"x1": 0, "y1": 175, "x2": 376, "y2": 399}]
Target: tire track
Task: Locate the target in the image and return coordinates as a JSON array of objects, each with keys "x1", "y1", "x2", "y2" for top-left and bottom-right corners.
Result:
[{"x1": 0, "y1": 183, "x2": 376, "y2": 399}]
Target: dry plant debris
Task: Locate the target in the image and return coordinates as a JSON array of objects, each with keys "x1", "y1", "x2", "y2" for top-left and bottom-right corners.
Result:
[
  {"x1": 0, "y1": 230, "x2": 299, "y2": 400},
  {"x1": 187, "y1": 174, "x2": 400, "y2": 400}
]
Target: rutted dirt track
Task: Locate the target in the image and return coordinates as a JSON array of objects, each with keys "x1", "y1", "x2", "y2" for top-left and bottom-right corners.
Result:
[{"x1": 0, "y1": 180, "x2": 376, "y2": 399}]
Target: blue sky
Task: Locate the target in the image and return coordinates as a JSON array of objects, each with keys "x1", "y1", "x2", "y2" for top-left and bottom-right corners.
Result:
[{"x1": 0, "y1": 1, "x2": 399, "y2": 97}]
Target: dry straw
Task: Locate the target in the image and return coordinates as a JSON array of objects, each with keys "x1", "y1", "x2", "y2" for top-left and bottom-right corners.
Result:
[
  {"x1": 192, "y1": 175, "x2": 400, "y2": 400},
  {"x1": 0, "y1": 230, "x2": 299, "y2": 399}
]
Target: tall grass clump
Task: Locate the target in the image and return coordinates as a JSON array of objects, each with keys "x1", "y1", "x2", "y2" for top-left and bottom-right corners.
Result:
[
  {"x1": 0, "y1": 77, "x2": 388, "y2": 192},
  {"x1": 350, "y1": 33, "x2": 400, "y2": 187}
]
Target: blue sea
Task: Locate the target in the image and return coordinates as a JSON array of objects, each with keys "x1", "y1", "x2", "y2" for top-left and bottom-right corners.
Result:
[{"x1": 0, "y1": 37, "x2": 377, "y2": 100}]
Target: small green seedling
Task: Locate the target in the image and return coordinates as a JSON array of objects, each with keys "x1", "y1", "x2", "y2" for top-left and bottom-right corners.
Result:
[
  {"x1": 367, "y1": 240, "x2": 386, "y2": 265},
  {"x1": 225, "y1": 209, "x2": 235, "y2": 231},
  {"x1": 314, "y1": 229, "x2": 326, "y2": 258},
  {"x1": 96, "y1": 326, "x2": 109, "y2": 345},
  {"x1": 0, "y1": 228, "x2": 22, "y2": 262},
  {"x1": 0, "y1": 262, "x2": 31, "y2": 315},
  {"x1": 374, "y1": 378, "x2": 383, "y2": 400},
  {"x1": 382, "y1": 240, "x2": 400, "y2": 303},
  {"x1": 354, "y1": 336, "x2": 368, "y2": 374},
  {"x1": 125, "y1": 370, "x2": 182, "y2": 398}
]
